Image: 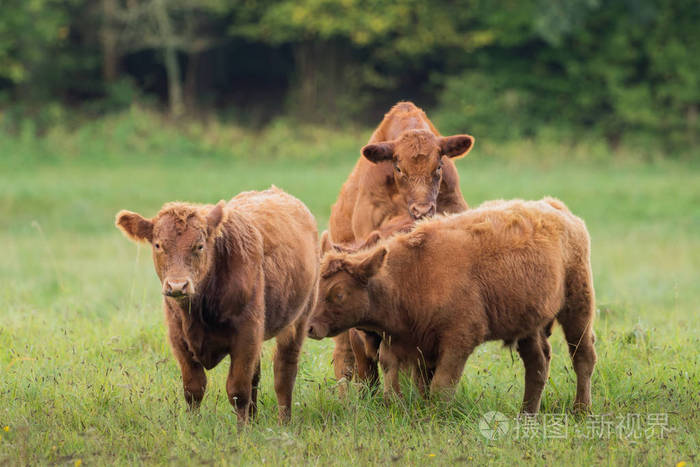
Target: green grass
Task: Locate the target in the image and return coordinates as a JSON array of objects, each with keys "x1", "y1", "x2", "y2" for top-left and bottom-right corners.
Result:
[{"x1": 0, "y1": 118, "x2": 699, "y2": 465}]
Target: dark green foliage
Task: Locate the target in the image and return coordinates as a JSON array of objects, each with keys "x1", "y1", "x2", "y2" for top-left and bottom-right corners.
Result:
[{"x1": 0, "y1": 0, "x2": 698, "y2": 149}]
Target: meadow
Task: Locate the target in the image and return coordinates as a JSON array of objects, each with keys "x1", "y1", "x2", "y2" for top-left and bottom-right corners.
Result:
[{"x1": 1, "y1": 113, "x2": 699, "y2": 465}]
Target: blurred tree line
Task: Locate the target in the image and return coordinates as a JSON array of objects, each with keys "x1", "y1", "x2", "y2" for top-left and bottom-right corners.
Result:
[{"x1": 0, "y1": 0, "x2": 698, "y2": 148}]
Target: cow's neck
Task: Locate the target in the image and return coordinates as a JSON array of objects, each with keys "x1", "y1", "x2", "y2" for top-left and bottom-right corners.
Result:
[
  {"x1": 361, "y1": 280, "x2": 410, "y2": 338},
  {"x1": 171, "y1": 284, "x2": 224, "y2": 330},
  {"x1": 171, "y1": 227, "x2": 240, "y2": 329}
]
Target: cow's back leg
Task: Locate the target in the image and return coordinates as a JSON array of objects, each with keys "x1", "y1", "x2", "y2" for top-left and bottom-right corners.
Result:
[
  {"x1": 227, "y1": 331, "x2": 261, "y2": 424},
  {"x1": 557, "y1": 267, "x2": 597, "y2": 411},
  {"x1": 517, "y1": 327, "x2": 552, "y2": 414},
  {"x1": 273, "y1": 311, "x2": 309, "y2": 423}
]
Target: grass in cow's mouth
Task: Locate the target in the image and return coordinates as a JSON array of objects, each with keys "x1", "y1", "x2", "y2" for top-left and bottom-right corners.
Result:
[
  {"x1": 164, "y1": 292, "x2": 188, "y2": 298},
  {"x1": 0, "y1": 132, "x2": 697, "y2": 465}
]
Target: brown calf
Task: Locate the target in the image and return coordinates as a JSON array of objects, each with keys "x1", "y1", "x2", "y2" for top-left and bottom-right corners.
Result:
[
  {"x1": 116, "y1": 187, "x2": 319, "y2": 423},
  {"x1": 328, "y1": 101, "x2": 475, "y2": 388},
  {"x1": 309, "y1": 198, "x2": 597, "y2": 413}
]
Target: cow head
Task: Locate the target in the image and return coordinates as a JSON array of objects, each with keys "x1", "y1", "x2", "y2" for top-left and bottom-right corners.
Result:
[
  {"x1": 362, "y1": 129, "x2": 474, "y2": 220},
  {"x1": 308, "y1": 246, "x2": 387, "y2": 339},
  {"x1": 115, "y1": 201, "x2": 226, "y2": 300}
]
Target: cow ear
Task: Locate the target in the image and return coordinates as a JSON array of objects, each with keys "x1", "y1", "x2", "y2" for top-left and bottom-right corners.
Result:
[
  {"x1": 116, "y1": 210, "x2": 153, "y2": 243},
  {"x1": 352, "y1": 247, "x2": 387, "y2": 281},
  {"x1": 359, "y1": 230, "x2": 382, "y2": 249},
  {"x1": 322, "y1": 257, "x2": 346, "y2": 278},
  {"x1": 439, "y1": 134, "x2": 475, "y2": 158},
  {"x1": 320, "y1": 230, "x2": 332, "y2": 255},
  {"x1": 331, "y1": 242, "x2": 356, "y2": 254},
  {"x1": 207, "y1": 200, "x2": 226, "y2": 236},
  {"x1": 362, "y1": 142, "x2": 395, "y2": 163}
]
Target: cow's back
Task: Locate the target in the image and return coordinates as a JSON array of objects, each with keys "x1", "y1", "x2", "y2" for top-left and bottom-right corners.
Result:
[
  {"x1": 230, "y1": 187, "x2": 319, "y2": 337},
  {"x1": 383, "y1": 199, "x2": 585, "y2": 342}
]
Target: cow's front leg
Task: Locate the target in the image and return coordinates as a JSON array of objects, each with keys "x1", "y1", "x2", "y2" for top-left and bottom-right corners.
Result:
[
  {"x1": 349, "y1": 329, "x2": 380, "y2": 391},
  {"x1": 167, "y1": 319, "x2": 206, "y2": 409},
  {"x1": 227, "y1": 322, "x2": 263, "y2": 424},
  {"x1": 332, "y1": 332, "x2": 356, "y2": 396},
  {"x1": 429, "y1": 340, "x2": 473, "y2": 401},
  {"x1": 378, "y1": 341, "x2": 401, "y2": 400},
  {"x1": 411, "y1": 360, "x2": 434, "y2": 398}
]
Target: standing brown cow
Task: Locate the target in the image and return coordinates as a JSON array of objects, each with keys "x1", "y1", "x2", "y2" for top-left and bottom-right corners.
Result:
[
  {"x1": 310, "y1": 198, "x2": 597, "y2": 413},
  {"x1": 327, "y1": 101, "x2": 475, "y2": 388},
  {"x1": 115, "y1": 187, "x2": 318, "y2": 423}
]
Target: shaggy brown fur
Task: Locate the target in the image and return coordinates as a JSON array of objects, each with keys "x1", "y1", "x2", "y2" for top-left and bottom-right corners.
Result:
[
  {"x1": 327, "y1": 101, "x2": 475, "y2": 389},
  {"x1": 329, "y1": 101, "x2": 473, "y2": 244},
  {"x1": 116, "y1": 187, "x2": 319, "y2": 423},
  {"x1": 309, "y1": 198, "x2": 597, "y2": 413}
]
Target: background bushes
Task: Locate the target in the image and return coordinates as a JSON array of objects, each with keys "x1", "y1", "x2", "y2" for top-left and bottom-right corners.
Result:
[{"x1": 0, "y1": 0, "x2": 698, "y2": 153}]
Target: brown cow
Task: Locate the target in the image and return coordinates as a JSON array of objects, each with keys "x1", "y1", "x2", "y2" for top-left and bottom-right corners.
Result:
[
  {"x1": 327, "y1": 101, "x2": 475, "y2": 389},
  {"x1": 309, "y1": 198, "x2": 597, "y2": 413},
  {"x1": 115, "y1": 187, "x2": 319, "y2": 423}
]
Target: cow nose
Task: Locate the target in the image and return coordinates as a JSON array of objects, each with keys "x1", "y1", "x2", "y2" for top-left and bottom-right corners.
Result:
[
  {"x1": 409, "y1": 203, "x2": 436, "y2": 220},
  {"x1": 164, "y1": 279, "x2": 191, "y2": 297},
  {"x1": 307, "y1": 322, "x2": 326, "y2": 340}
]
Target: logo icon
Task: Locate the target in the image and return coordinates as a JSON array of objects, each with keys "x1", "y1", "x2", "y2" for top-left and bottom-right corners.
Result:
[{"x1": 479, "y1": 411, "x2": 510, "y2": 440}]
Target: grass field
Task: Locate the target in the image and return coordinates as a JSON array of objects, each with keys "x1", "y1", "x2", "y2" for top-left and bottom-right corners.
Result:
[{"x1": 1, "y1": 121, "x2": 699, "y2": 465}]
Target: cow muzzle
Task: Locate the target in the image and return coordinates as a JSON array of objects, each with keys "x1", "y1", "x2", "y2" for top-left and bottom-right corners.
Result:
[
  {"x1": 163, "y1": 278, "x2": 194, "y2": 298},
  {"x1": 409, "y1": 202, "x2": 436, "y2": 220},
  {"x1": 307, "y1": 321, "x2": 329, "y2": 340}
]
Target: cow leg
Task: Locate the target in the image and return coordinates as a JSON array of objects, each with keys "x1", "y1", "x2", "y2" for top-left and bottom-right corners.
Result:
[
  {"x1": 167, "y1": 325, "x2": 206, "y2": 409},
  {"x1": 558, "y1": 269, "x2": 597, "y2": 412},
  {"x1": 332, "y1": 331, "x2": 356, "y2": 396},
  {"x1": 274, "y1": 306, "x2": 313, "y2": 423},
  {"x1": 429, "y1": 339, "x2": 474, "y2": 401},
  {"x1": 249, "y1": 360, "x2": 261, "y2": 420},
  {"x1": 349, "y1": 329, "x2": 380, "y2": 391},
  {"x1": 227, "y1": 324, "x2": 263, "y2": 424},
  {"x1": 362, "y1": 331, "x2": 382, "y2": 389},
  {"x1": 273, "y1": 317, "x2": 307, "y2": 423},
  {"x1": 411, "y1": 358, "x2": 434, "y2": 398},
  {"x1": 517, "y1": 332, "x2": 549, "y2": 414},
  {"x1": 378, "y1": 342, "x2": 401, "y2": 400}
]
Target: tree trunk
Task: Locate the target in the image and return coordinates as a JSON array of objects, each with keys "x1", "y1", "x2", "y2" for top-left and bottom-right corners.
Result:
[
  {"x1": 293, "y1": 41, "x2": 318, "y2": 121},
  {"x1": 292, "y1": 41, "x2": 344, "y2": 123},
  {"x1": 163, "y1": 46, "x2": 185, "y2": 117},
  {"x1": 687, "y1": 104, "x2": 698, "y2": 146},
  {"x1": 184, "y1": 51, "x2": 200, "y2": 112},
  {"x1": 101, "y1": 0, "x2": 119, "y2": 82},
  {"x1": 153, "y1": 0, "x2": 184, "y2": 117}
]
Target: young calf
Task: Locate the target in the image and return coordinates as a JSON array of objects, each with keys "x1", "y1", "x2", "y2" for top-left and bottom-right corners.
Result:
[
  {"x1": 116, "y1": 187, "x2": 319, "y2": 423},
  {"x1": 308, "y1": 198, "x2": 597, "y2": 413}
]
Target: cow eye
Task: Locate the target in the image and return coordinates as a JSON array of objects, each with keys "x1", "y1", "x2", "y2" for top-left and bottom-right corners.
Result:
[
  {"x1": 434, "y1": 166, "x2": 442, "y2": 176},
  {"x1": 328, "y1": 291, "x2": 344, "y2": 303},
  {"x1": 394, "y1": 164, "x2": 402, "y2": 174},
  {"x1": 154, "y1": 243, "x2": 161, "y2": 250},
  {"x1": 197, "y1": 244, "x2": 204, "y2": 251}
]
